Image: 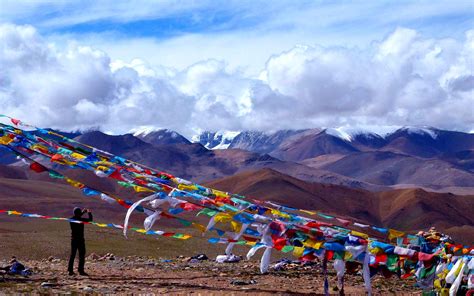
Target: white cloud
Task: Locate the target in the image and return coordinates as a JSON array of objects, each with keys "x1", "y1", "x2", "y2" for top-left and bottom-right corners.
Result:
[{"x1": 0, "y1": 23, "x2": 473, "y2": 138}]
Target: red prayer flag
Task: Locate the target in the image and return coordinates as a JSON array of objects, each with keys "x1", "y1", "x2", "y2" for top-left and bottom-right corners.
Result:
[
  {"x1": 29, "y1": 162, "x2": 48, "y2": 173},
  {"x1": 109, "y1": 169, "x2": 125, "y2": 181}
]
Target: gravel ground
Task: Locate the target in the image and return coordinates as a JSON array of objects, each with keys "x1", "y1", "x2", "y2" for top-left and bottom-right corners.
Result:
[{"x1": 0, "y1": 255, "x2": 420, "y2": 295}]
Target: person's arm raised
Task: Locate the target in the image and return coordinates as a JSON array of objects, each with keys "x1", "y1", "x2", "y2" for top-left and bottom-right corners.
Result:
[{"x1": 83, "y1": 209, "x2": 93, "y2": 222}]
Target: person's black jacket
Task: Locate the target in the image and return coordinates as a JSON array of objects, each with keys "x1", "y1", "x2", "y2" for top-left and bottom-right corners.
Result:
[{"x1": 70, "y1": 212, "x2": 93, "y2": 240}]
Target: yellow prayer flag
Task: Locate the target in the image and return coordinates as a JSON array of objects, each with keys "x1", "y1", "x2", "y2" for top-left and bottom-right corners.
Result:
[
  {"x1": 192, "y1": 223, "x2": 206, "y2": 233},
  {"x1": 344, "y1": 251, "x2": 353, "y2": 260},
  {"x1": 351, "y1": 230, "x2": 369, "y2": 239},
  {"x1": 270, "y1": 209, "x2": 290, "y2": 219},
  {"x1": 178, "y1": 184, "x2": 198, "y2": 191},
  {"x1": 66, "y1": 178, "x2": 84, "y2": 188},
  {"x1": 313, "y1": 241, "x2": 323, "y2": 250},
  {"x1": 211, "y1": 189, "x2": 228, "y2": 198},
  {"x1": 70, "y1": 152, "x2": 86, "y2": 160},
  {"x1": 0, "y1": 135, "x2": 13, "y2": 145},
  {"x1": 62, "y1": 159, "x2": 78, "y2": 166},
  {"x1": 388, "y1": 229, "x2": 405, "y2": 240},
  {"x1": 214, "y1": 213, "x2": 232, "y2": 223},
  {"x1": 133, "y1": 185, "x2": 154, "y2": 193},
  {"x1": 96, "y1": 160, "x2": 114, "y2": 167},
  {"x1": 303, "y1": 239, "x2": 315, "y2": 248},
  {"x1": 293, "y1": 246, "x2": 305, "y2": 258},
  {"x1": 370, "y1": 247, "x2": 384, "y2": 255},
  {"x1": 96, "y1": 166, "x2": 109, "y2": 171},
  {"x1": 231, "y1": 221, "x2": 241, "y2": 232},
  {"x1": 301, "y1": 239, "x2": 321, "y2": 249},
  {"x1": 30, "y1": 143, "x2": 48, "y2": 152}
]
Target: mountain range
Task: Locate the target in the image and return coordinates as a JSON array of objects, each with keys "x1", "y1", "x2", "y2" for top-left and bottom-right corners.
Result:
[
  {"x1": 196, "y1": 127, "x2": 474, "y2": 191},
  {"x1": 2, "y1": 126, "x2": 473, "y2": 192}
]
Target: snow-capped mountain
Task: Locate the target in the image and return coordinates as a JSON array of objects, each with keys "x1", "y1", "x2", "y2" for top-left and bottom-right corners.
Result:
[
  {"x1": 325, "y1": 126, "x2": 439, "y2": 141},
  {"x1": 1, "y1": 124, "x2": 473, "y2": 191},
  {"x1": 192, "y1": 131, "x2": 240, "y2": 149},
  {"x1": 131, "y1": 127, "x2": 190, "y2": 145},
  {"x1": 195, "y1": 126, "x2": 445, "y2": 150},
  {"x1": 193, "y1": 126, "x2": 474, "y2": 161}
]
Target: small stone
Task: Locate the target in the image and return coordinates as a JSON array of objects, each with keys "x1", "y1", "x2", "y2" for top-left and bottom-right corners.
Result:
[
  {"x1": 83, "y1": 286, "x2": 93, "y2": 292},
  {"x1": 230, "y1": 279, "x2": 257, "y2": 286},
  {"x1": 41, "y1": 282, "x2": 56, "y2": 288}
]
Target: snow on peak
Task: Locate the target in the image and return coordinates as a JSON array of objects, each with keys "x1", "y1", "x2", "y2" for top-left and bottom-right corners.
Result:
[
  {"x1": 400, "y1": 127, "x2": 438, "y2": 139},
  {"x1": 194, "y1": 131, "x2": 240, "y2": 149},
  {"x1": 130, "y1": 126, "x2": 166, "y2": 137},
  {"x1": 325, "y1": 125, "x2": 438, "y2": 141},
  {"x1": 326, "y1": 127, "x2": 365, "y2": 141},
  {"x1": 325, "y1": 126, "x2": 389, "y2": 141},
  {"x1": 213, "y1": 131, "x2": 240, "y2": 149}
]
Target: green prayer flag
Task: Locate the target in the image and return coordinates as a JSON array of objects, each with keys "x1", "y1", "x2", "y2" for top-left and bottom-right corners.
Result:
[
  {"x1": 49, "y1": 171, "x2": 64, "y2": 179},
  {"x1": 197, "y1": 208, "x2": 217, "y2": 217},
  {"x1": 178, "y1": 219, "x2": 192, "y2": 227},
  {"x1": 117, "y1": 181, "x2": 134, "y2": 188}
]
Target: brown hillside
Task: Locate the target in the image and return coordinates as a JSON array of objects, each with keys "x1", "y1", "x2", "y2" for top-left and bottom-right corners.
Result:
[{"x1": 206, "y1": 169, "x2": 474, "y2": 244}]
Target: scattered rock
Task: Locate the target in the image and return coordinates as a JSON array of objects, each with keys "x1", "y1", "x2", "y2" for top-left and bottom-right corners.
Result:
[
  {"x1": 190, "y1": 254, "x2": 208, "y2": 261},
  {"x1": 40, "y1": 282, "x2": 57, "y2": 288},
  {"x1": 83, "y1": 286, "x2": 93, "y2": 292},
  {"x1": 47, "y1": 256, "x2": 61, "y2": 263},
  {"x1": 230, "y1": 279, "x2": 257, "y2": 286}
]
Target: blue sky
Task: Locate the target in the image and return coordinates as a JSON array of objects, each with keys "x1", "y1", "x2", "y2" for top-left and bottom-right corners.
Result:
[
  {"x1": 2, "y1": 1, "x2": 472, "y2": 38},
  {"x1": 0, "y1": 1, "x2": 473, "y2": 134},
  {"x1": 1, "y1": 0, "x2": 473, "y2": 71}
]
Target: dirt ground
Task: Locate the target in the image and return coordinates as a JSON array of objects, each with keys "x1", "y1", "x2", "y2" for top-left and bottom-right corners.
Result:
[
  {"x1": 0, "y1": 254, "x2": 422, "y2": 295},
  {"x1": 0, "y1": 214, "x2": 424, "y2": 295}
]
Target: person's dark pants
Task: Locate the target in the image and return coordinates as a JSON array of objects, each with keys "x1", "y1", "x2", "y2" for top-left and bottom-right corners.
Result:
[{"x1": 68, "y1": 239, "x2": 86, "y2": 273}]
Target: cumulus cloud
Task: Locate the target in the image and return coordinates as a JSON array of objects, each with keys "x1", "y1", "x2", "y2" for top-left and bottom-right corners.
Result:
[{"x1": 0, "y1": 23, "x2": 472, "y2": 137}]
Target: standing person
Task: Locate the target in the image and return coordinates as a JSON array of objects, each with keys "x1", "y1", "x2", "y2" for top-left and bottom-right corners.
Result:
[{"x1": 68, "y1": 207, "x2": 93, "y2": 276}]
